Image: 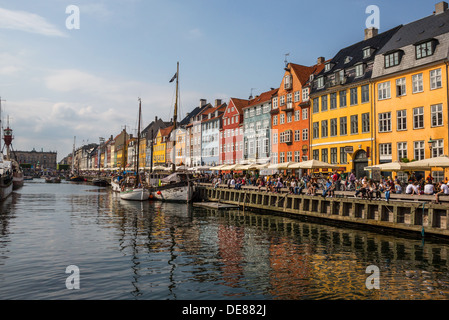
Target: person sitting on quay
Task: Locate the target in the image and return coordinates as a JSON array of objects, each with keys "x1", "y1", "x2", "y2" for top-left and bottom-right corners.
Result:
[
  {"x1": 289, "y1": 179, "x2": 296, "y2": 194},
  {"x1": 354, "y1": 181, "x2": 368, "y2": 199},
  {"x1": 275, "y1": 178, "x2": 283, "y2": 193},
  {"x1": 424, "y1": 180, "x2": 435, "y2": 195},
  {"x1": 435, "y1": 181, "x2": 449, "y2": 204},
  {"x1": 405, "y1": 181, "x2": 418, "y2": 195},
  {"x1": 384, "y1": 180, "x2": 392, "y2": 202},
  {"x1": 295, "y1": 178, "x2": 306, "y2": 195}
]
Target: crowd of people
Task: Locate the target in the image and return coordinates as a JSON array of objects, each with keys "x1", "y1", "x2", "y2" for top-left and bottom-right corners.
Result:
[{"x1": 205, "y1": 170, "x2": 449, "y2": 203}]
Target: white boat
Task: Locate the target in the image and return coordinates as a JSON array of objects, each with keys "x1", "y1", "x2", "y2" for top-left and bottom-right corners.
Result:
[
  {"x1": 120, "y1": 187, "x2": 150, "y2": 201},
  {"x1": 120, "y1": 98, "x2": 149, "y2": 201},
  {"x1": 151, "y1": 172, "x2": 195, "y2": 202},
  {"x1": 0, "y1": 160, "x2": 13, "y2": 201},
  {"x1": 111, "y1": 176, "x2": 122, "y2": 192}
]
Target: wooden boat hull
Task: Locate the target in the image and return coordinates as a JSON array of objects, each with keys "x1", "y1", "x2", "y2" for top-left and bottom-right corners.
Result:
[
  {"x1": 92, "y1": 179, "x2": 109, "y2": 187},
  {"x1": 152, "y1": 184, "x2": 194, "y2": 202},
  {"x1": 13, "y1": 173, "x2": 24, "y2": 190},
  {"x1": 120, "y1": 188, "x2": 149, "y2": 201}
]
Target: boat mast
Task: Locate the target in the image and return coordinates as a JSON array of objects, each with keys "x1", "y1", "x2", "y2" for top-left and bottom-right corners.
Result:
[
  {"x1": 136, "y1": 98, "x2": 142, "y2": 187},
  {"x1": 172, "y1": 62, "x2": 179, "y2": 173},
  {"x1": 0, "y1": 97, "x2": 4, "y2": 159}
]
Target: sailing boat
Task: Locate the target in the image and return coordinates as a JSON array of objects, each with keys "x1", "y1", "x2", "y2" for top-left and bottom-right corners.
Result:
[
  {"x1": 151, "y1": 62, "x2": 195, "y2": 203},
  {"x1": 69, "y1": 136, "x2": 84, "y2": 182},
  {"x1": 120, "y1": 98, "x2": 150, "y2": 201}
]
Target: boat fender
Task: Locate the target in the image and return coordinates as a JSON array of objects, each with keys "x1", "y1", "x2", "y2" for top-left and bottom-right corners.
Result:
[{"x1": 157, "y1": 191, "x2": 162, "y2": 195}]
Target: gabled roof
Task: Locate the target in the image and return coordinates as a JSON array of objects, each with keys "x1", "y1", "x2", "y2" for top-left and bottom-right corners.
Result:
[
  {"x1": 289, "y1": 63, "x2": 316, "y2": 86},
  {"x1": 159, "y1": 125, "x2": 174, "y2": 138},
  {"x1": 179, "y1": 106, "x2": 201, "y2": 127},
  {"x1": 378, "y1": 10, "x2": 449, "y2": 55},
  {"x1": 201, "y1": 103, "x2": 227, "y2": 122},
  {"x1": 228, "y1": 98, "x2": 251, "y2": 114}
]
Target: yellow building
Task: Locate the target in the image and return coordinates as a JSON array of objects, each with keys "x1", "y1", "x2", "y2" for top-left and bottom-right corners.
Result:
[
  {"x1": 153, "y1": 126, "x2": 173, "y2": 165},
  {"x1": 310, "y1": 26, "x2": 400, "y2": 177},
  {"x1": 372, "y1": 3, "x2": 449, "y2": 180}
]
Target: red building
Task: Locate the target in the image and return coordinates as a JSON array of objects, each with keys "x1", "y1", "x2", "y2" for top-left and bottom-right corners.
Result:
[{"x1": 220, "y1": 98, "x2": 249, "y2": 165}]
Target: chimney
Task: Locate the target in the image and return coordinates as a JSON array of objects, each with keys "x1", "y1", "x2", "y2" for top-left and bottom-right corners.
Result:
[
  {"x1": 155, "y1": 116, "x2": 158, "y2": 122},
  {"x1": 215, "y1": 99, "x2": 222, "y2": 107},
  {"x1": 364, "y1": 27, "x2": 378, "y2": 40},
  {"x1": 200, "y1": 99, "x2": 207, "y2": 108},
  {"x1": 317, "y1": 57, "x2": 325, "y2": 65},
  {"x1": 435, "y1": 1, "x2": 448, "y2": 14}
]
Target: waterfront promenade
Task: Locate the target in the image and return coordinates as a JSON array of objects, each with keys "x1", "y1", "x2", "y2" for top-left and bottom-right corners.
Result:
[{"x1": 197, "y1": 183, "x2": 449, "y2": 239}]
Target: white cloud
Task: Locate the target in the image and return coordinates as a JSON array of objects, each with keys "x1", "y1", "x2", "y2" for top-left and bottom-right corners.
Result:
[{"x1": 0, "y1": 7, "x2": 66, "y2": 37}]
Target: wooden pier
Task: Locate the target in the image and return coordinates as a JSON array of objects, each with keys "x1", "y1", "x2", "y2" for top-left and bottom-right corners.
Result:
[{"x1": 196, "y1": 185, "x2": 449, "y2": 239}]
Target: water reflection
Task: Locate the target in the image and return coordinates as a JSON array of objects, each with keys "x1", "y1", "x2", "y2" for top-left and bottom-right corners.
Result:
[{"x1": 0, "y1": 181, "x2": 448, "y2": 300}]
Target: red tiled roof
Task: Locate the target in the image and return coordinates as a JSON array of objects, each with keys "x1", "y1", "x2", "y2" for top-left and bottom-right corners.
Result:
[
  {"x1": 159, "y1": 125, "x2": 174, "y2": 137},
  {"x1": 244, "y1": 88, "x2": 279, "y2": 108},
  {"x1": 201, "y1": 104, "x2": 226, "y2": 122},
  {"x1": 229, "y1": 98, "x2": 251, "y2": 114}
]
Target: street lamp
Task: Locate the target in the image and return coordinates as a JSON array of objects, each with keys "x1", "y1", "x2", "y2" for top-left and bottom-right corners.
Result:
[{"x1": 428, "y1": 137, "x2": 435, "y2": 158}]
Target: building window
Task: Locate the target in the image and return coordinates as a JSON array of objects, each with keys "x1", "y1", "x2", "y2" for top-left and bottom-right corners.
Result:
[
  {"x1": 321, "y1": 120, "x2": 328, "y2": 138},
  {"x1": 361, "y1": 85, "x2": 370, "y2": 103},
  {"x1": 317, "y1": 77, "x2": 324, "y2": 88},
  {"x1": 313, "y1": 122, "x2": 319, "y2": 139},
  {"x1": 273, "y1": 133, "x2": 278, "y2": 145},
  {"x1": 397, "y1": 142, "x2": 408, "y2": 161},
  {"x1": 321, "y1": 95, "x2": 328, "y2": 112},
  {"x1": 361, "y1": 113, "x2": 370, "y2": 133},
  {"x1": 350, "y1": 115, "x2": 358, "y2": 134},
  {"x1": 340, "y1": 147, "x2": 348, "y2": 164},
  {"x1": 413, "y1": 107, "x2": 424, "y2": 129},
  {"x1": 330, "y1": 148, "x2": 337, "y2": 164},
  {"x1": 313, "y1": 150, "x2": 319, "y2": 160},
  {"x1": 302, "y1": 129, "x2": 308, "y2": 141},
  {"x1": 287, "y1": 93, "x2": 292, "y2": 104},
  {"x1": 340, "y1": 117, "x2": 347, "y2": 136},
  {"x1": 271, "y1": 153, "x2": 278, "y2": 164},
  {"x1": 431, "y1": 104, "x2": 443, "y2": 127},
  {"x1": 321, "y1": 149, "x2": 328, "y2": 163},
  {"x1": 256, "y1": 106, "x2": 261, "y2": 115},
  {"x1": 432, "y1": 139, "x2": 444, "y2": 158},
  {"x1": 412, "y1": 73, "x2": 424, "y2": 93},
  {"x1": 287, "y1": 112, "x2": 292, "y2": 123},
  {"x1": 379, "y1": 143, "x2": 392, "y2": 161},
  {"x1": 280, "y1": 152, "x2": 285, "y2": 163},
  {"x1": 287, "y1": 151, "x2": 292, "y2": 162},
  {"x1": 294, "y1": 110, "x2": 300, "y2": 121},
  {"x1": 330, "y1": 118, "x2": 338, "y2": 137},
  {"x1": 355, "y1": 64, "x2": 364, "y2": 77},
  {"x1": 280, "y1": 95, "x2": 285, "y2": 106},
  {"x1": 430, "y1": 68, "x2": 442, "y2": 90},
  {"x1": 280, "y1": 113, "x2": 285, "y2": 124},
  {"x1": 350, "y1": 87, "x2": 358, "y2": 105},
  {"x1": 385, "y1": 51, "x2": 400, "y2": 68},
  {"x1": 379, "y1": 112, "x2": 391, "y2": 132},
  {"x1": 294, "y1": 130, "x2": 301, "y2": 141},
  {"x1": 273, "y1": 97, "x2": 278, "y2": 109},
  {"x1": 302, "y1": 88, "x2": 309, "y2": 101},
  {"x1": 414, "y1": 141, "x2": 425, "y2": 161},
  {"x1": 397, "y1": 110, "x2": 407, "y2": 131},
  {"x1": 378, "y1": 81, "x2": 391, "y2": 100},
  {"x1": 294, "y1": 151, "x2": 301, "y2": 162},
  {"x1": 330, "y1": 93, "x2": 337, "y2": 109},
  {"x1": 313, "y1": 98, "x2": 319, "y2": 113},
  {"x1": 294, "y1": 90, "x2": 300, "y2": 102},
  {"x1": 415, "y1": 40, "x2": 435, "y2": 59},
  {"x1": 273, "y1": 115, "x2": 278, "y2": 126},
  {"x1": 302, "y1": 108, "x2": 308, "y2": 120},
  {"x1": 396, "y1": 77, "x2": 406, "y2": 96},
  {"x1": 339, "y1": 90, "x2": 347, "y2": 107}
]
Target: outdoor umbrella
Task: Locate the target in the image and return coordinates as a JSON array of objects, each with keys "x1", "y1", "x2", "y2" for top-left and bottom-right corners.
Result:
[
  {"x1": 289, "y1": 159, "x2": 339, "y2": 169},
  {"x1": 210, "y1": 165, "x2": 226, "y2": 171},
  {"x1": 364, "y1": 161, "x2": 414, "y2": 172},
  {"x1": 268, "y1": 162, "x2": 295, "y2": 169}
]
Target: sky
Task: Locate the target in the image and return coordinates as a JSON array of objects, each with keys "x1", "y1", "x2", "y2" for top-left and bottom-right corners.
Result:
[{"x1": 0, "y1": 0, "x2": 438, "y2": 161}]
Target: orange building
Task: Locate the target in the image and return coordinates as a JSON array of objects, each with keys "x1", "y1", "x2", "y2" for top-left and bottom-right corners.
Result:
[{"x1": 271, "y1": 59, "x2": 326, "y2": 165}]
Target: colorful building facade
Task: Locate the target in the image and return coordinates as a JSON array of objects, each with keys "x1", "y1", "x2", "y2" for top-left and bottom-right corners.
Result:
[{"x1": 221, "y1": 98, "x2": 248, "y2": 165}]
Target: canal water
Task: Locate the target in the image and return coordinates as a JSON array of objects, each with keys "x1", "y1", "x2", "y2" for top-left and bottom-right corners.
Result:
[{"x1": 1, "y1": 179, "x2": 449, "y2": 300}]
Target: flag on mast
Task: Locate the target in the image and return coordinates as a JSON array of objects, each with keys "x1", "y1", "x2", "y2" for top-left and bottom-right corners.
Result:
[{"x1": 169, "y1": 72, "x2": 177, "y2": 83}]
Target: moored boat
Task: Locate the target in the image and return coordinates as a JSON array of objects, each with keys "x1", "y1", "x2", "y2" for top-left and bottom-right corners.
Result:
[
  {"x1": 151, "y1": 172, "x2": 195, "y2": 202},
  {"x1": 120, "y1": 187, "x2": 150, "y2": 201},
  {"x1": 92, "y1": 177, "x2": 109, "y2": 187},
  {"x1": 0, "y1": 160, "x2": 13, "y2": 201}
]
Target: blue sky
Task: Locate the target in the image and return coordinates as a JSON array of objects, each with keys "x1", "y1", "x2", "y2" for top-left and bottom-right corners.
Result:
[{"x1": 0, "y1": 0, "x2": 438, "y2": 161}]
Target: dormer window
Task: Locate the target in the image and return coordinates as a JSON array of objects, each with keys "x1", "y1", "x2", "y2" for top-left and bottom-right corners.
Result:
[
  {"x1": 344, "y1": 56, "x2": 353, "y2": 64},
  {"x1": 415, "y1": 39, "x2": 438, "y2": 59},
  {"x1": 355, "y1": 63, "x2": 365, "y2": 77},
  {"x1": 384, "y1": 51, "x2": 401, "y2": 68},
  {"x1": 362, "y1": 47, "x2": 375, "y2": 59},
  {"x1": 324, "y1": 63, "x2": 332, "y2": 72},
  {"x1": 309, "y1": 74, "x2": 315, "y2": 82},
  {"x1": 336, "y1": 69, "x2": 346, "y2": 84},
  {"x1": 317, "y1": 76, "x2": 324, "y2": 88}
]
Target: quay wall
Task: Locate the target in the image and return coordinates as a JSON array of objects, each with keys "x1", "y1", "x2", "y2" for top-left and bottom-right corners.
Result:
[{"x1": 196, "y1": 185, "x2": 449, "y2": 239}]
